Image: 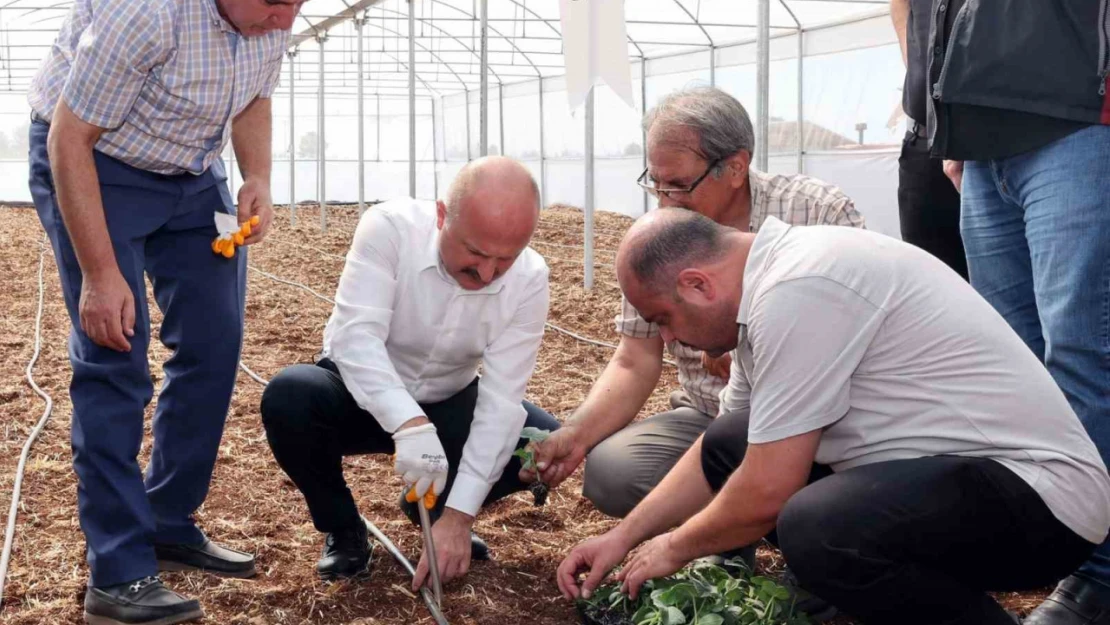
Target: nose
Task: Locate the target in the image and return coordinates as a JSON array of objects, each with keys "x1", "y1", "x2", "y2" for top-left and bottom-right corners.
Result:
[
  {"x1": 657, "y1": 193, "x2": 682, "y2": 209},
  {"x1": 476, "y1": 259, "x2": 497, "y2": 284}
]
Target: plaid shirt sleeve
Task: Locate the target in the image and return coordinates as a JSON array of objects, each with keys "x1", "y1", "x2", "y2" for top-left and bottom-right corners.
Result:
[
  {"x1": 62, "y1": 0, "x2": 171, "y2": 129},
  {"x1": 614, "y1": 293, "x2": 661, "y2": 338},
  {"x1": 815, "y1": 186, "x2": 867, "y2": 229}
]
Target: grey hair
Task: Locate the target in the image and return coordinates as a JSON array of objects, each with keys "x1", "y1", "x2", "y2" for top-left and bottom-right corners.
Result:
[
  {"x1": 642, "y1": 86, "x2": 755, "y2": 163},
  {"x1": 628, "y1": 209, "x2": 727, "y2": 294}
]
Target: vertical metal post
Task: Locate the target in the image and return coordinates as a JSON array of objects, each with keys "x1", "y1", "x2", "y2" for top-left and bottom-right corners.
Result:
[
  {"x1": 641, "y1": 58, "x2": 648, "y2": 216},
  {"x1": 409, "y1": 0, "x2": 416, "y2": 198},
  {"x1": 356, "y1": 15, "x2": 366, "y2": 213},
  {"x1": 288, "y1": 50, "x2": 296, "y2": 225},
  {"x1": 755, "y1": 0, "x2": 770, "y2": 171},
  {"x1": 584, "y1": 87, "x2": 595, "y2": 290},
  {"x1": 797, "y1": 28, "x2": 804, "y2": 174},
  {"x1": 479, "y1": 0, "x2": 488, "y2": 156},
  {"x1": 317, "y1": 35, "x2": 327, "y2": 231},
  {"x1": 498, "y1": 85, "x2": 504, "y2": 155},
  {"x1": 432, "y1": 97, "x2": 439, "y2": 198},
  {"x1": 376, "y1": 93, "x2": 381, "y2": 161},
  {"x1": 538, "y1": 77, "x2": 545, "y2": 207},
  {"x1": 465, "y1": 89, "x2": 472, "y2": 160},
  {"x1": 709, "y1": 46, "x2": 716, "y2": 87}
]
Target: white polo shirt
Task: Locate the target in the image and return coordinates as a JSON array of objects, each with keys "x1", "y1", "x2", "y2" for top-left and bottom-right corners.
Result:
[
  {"x1": 322, "y1": 198, "x2": 550, "y2": 517},
  {"x1": 720, "y1": 217, "x2": 1110, "y2": 544}
]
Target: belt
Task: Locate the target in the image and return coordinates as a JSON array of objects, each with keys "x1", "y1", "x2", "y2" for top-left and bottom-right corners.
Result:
[{"x1": 909, "y1": 120, "x2": 927, "y2": 139}]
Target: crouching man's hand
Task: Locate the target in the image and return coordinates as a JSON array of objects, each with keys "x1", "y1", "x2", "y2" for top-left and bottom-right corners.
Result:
[{"x1": 413, "y1": 508, "x2": 474, "y2": 591}]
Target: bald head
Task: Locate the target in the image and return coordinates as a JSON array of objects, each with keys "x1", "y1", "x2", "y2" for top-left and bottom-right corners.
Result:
[
  {"x1": 444, "y1": 156, "x2": 540, "y2": 227},
  {"x1": 436, "y1": 156, "x2": 541, "y2": 290},
  {"x1": 617, "y1": 208, "x2": 730, "y2": 296}
]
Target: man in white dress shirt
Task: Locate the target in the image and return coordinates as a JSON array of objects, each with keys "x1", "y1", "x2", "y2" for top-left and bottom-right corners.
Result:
[{"x1": 261, "y1": 156, "x2": 558, "y2": 590}]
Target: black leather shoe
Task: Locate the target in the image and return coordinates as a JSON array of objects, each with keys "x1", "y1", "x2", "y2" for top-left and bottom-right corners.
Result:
[
  {"x1": 470, "y1": 531, "x2": 491, "y2": 561},
  {"x1": 155, "y1": 539, "x2": 256, "y2": 579},
  {"x1": 1025, "y1": 575, "x2": 1110, "y2": 625},
  {"x1": 84, "y1": 576, "x2": 203, "y2": 625},
  {"x1": 317, "y1": 523, "x2": 374, "y2": 580},
  {"x1": 400, "y1": 494, "x2": 492, "y2": 561}
]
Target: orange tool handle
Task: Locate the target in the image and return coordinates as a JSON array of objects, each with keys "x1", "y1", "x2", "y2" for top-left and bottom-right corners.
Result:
[{"x1": 405, "y1": 487, "x2": 437, "y2": 510}]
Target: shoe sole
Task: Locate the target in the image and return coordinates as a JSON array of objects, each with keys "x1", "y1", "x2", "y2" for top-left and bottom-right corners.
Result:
[
  {"x1": 317, "y1": 562, "x2": 372, "y2": 582},
  {"x1": 85, "y1": 606, "x2": 205, "y2": 625},
  {"x1": 157, "y1": 559, "x2": 257, "y2": 579}
]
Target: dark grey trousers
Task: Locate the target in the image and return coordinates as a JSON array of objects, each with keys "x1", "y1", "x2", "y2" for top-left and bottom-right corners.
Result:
[{"x1": 582, "y1": 391, "x2": 713, "y2": 518}]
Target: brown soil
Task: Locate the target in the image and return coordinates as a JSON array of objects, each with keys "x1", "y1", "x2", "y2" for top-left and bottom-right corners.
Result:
[{"x1": 0, "y1": 203, "x2": 1049, "y2": 625}]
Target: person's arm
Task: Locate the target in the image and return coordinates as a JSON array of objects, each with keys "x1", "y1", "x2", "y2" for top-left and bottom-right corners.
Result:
[
  {"x1": 527, "y1": 297, "x2": 665, "y2": 487},
  {"x1": 527, "y1": 333, "x2": 664, "y2": 486},
  {"x1": 45, "y1": 1, "x2": 170, "y2": 352},
  {"x1": 619, "y1": 430, "x2": 822, "y2": 598},
  {"x1": 231, "y1": 96, "x2": 274, "y2": 244},
  {"x1": 891, "y1": 0, "x2": 910, "y2": 67},
  {"x1": 413, "y1": 268, "x2": 550, "y2": 591},
  {"x1": 327, "y1": 210, "x2": 427, "y2": 431},
  {"x1": 47, "y1": 101, "x2": 133, "y2": 352},
  {"x1": 448, "y1": 269, "x2": 550, "y2": 517},
  {"x1": 556, "y1": 433, "x2": 715, "y2": 599}
]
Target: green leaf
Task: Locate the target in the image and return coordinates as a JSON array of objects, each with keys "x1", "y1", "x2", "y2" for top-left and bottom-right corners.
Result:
[
  {"x1": 519, "y1": 427, "x2": 551, "y2": 442},
  {"x1": 695, "y1": 615, "x2": 724, "y2": 625},
  {"x1": 662, "y1": 606, "x2": 687, "y2": 625},
  {"x1": 655, "y1": 582, "x2": 698, "y2": 608}
]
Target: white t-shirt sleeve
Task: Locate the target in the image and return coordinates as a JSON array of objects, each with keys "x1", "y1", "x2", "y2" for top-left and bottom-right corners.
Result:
[{"x1": 747, "y1": 277, "x2": 885, "y2": 444}]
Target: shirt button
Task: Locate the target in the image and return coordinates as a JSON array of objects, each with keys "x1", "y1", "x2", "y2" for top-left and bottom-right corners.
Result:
[
  {"x1": 939, "y1": 3, "x2": 947, "y2": 12},
  {"x1": 934, "y1": 46, "x2": 942, "y2": 55}
]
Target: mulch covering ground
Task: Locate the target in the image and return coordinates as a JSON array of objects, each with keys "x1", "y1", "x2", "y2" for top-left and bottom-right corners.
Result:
[{"x1": 0, "y1": 203, "x2": 1048, "y2": 624}]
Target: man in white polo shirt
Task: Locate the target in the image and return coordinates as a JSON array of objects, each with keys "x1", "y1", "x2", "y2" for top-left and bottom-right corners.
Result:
[
  {"x1": 261, "y1": 156, "x2": 558, "y2": 591},
  {"x1": 556, "y1": 208, "x2": 1110, "y2": 625}
]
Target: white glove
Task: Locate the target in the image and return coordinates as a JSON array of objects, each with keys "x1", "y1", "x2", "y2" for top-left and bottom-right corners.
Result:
[{"x1": 392, "y1": 423, "x2": 449, "y2": 498}]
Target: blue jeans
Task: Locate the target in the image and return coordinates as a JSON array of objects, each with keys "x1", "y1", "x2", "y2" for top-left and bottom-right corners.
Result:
[
  {"x1": 28, "y1": 121, "x2": 246, "y2": 587},
  {"x1": 961, "y1": 124, "x2": 1110, "y2": 586}
]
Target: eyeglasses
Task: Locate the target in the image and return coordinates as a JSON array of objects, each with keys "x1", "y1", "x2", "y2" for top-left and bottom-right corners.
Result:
[{"x1": 637, "y1": 158, "x2": 723, "y2": 199}]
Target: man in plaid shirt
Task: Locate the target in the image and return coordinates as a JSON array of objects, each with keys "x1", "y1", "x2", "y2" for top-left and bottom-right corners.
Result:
[
  {"x1": 524, "y1": 87, "x2": 864, "y2": 617},
  {"x1": 26, "y1": 1, "x2": 301, "y2": 623}
]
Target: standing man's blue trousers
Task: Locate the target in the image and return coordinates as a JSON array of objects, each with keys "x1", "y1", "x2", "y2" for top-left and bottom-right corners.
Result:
[{"x1": 28, "y1": 120, "x2": 246, "y2": 587}]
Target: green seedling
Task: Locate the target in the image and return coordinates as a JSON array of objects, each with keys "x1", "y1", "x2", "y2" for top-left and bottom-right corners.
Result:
[
  {"x1": 515, "y1": 427, "x2": 551, "y2": 506},
  {"x1": 576, "y1": 558, "x2": 810, "y2": 625}
]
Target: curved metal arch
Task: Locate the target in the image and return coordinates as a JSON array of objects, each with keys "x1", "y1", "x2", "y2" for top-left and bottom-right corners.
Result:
[
  {"x1": 779, "y1": 0, "x2": 802, "y2": 29},
  {"x1": 668, "y1": 0, "x2": 713, "y2": 46},
  {"x1": 368, "y1": 5, "x2": 510, "y2": 83},
  {"x1": 358, "y1": 18, "x2": 470, "y2": 95},
  {"x1": 419, "y1": 0, "x2": 541, "y2": 76},
  {"x1": 496, "y1": 0, "x2": 645, "y2": 60}
]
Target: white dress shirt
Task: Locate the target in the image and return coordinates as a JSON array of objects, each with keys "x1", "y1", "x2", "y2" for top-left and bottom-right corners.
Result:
[{"x1": 321, "y1": 198, "x2": 550, "y2": 516}]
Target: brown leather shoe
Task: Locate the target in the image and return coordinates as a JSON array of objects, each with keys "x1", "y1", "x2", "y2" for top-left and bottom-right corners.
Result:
[{"x1": 155, "y1": 539, "x2": 256, "y2": 579}]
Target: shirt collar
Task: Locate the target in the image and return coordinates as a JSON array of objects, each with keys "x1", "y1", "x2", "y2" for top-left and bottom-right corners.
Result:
[
  {"x1": 418, "y1": 225, "x2": 507, "y2": 295},
  {"x1": 204, "y1": 0, "x2": 239, "y2": 34},
  {"x1": 737, "y1": 215, "x2": 791, "y2": 327}
]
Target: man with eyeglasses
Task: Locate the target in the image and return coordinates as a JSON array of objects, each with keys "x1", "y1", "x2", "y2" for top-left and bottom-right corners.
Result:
[
  {"x1": 522, "y1": 85, "x2": 863, "y2": 617},
  {"x1": 26, "y1": 0, "x2": 303, "y2": 623}
]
